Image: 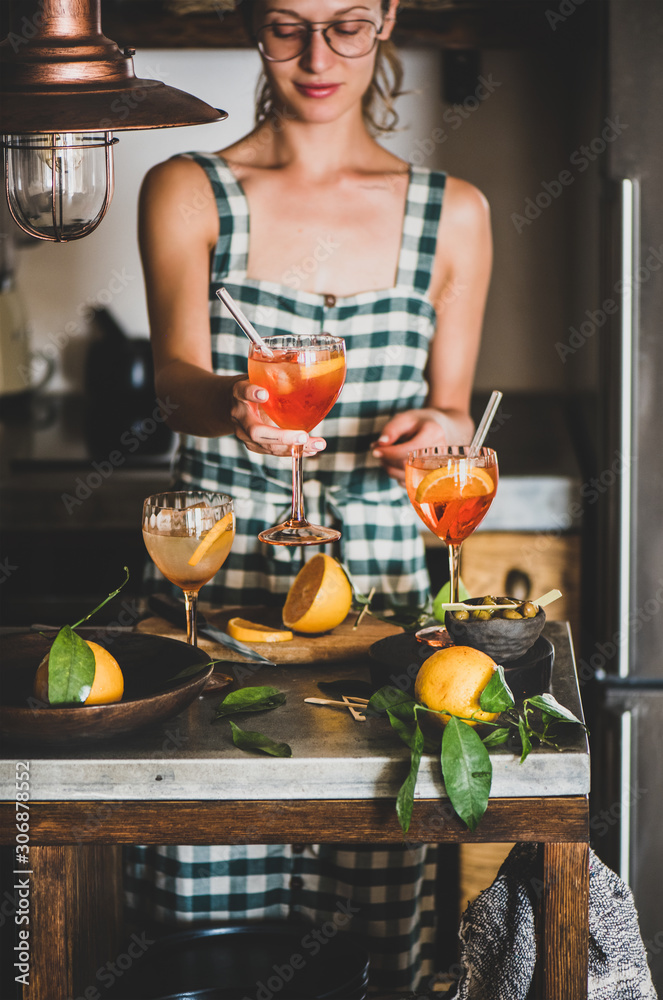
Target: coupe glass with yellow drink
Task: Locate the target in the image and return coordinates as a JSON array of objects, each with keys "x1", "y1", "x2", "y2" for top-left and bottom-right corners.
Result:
[{"x1": 142, "y1": 491, "x2": 234, "y2": 645}]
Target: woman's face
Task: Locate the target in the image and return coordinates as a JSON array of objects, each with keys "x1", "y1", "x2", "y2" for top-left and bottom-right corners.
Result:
[{"x1": 254, "y1": 0, "x2": 396, "y2": 126}]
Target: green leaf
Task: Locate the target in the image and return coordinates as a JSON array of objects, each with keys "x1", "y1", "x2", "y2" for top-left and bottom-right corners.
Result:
[
  {"x1": 441, "y1": 717, "x2": 492, "y2": 832},
  {"x1": 229, "y1": 720, "x2": 292, "y2": 757},
  {"x1": 482, "y1": 726, "x2": 511, "y2": 748},
  {"x1": 48, "y1": 625, "x2": 96, "y2": 704},
  {"x1": 525, "y1": 693, "x2": 583, "y2": 725},
  {"x1": 479, "y1": 665, "x2": 515, "y2": 713},
  {"x1": 396, "y1": 723, "x2": 425, "y2": 835},
  {"x1": 433, "y1": 578, "x2": 470, "y2": 622},
  {"x1": 367, "y1": 686, "x2": 415, "y2": 716},
  {"x1": 214, "y1": 686, "x2": 285, "y2": 720},
  {"x1": 170, "y1": 662, "x2": 211, "y2": 681},
  {"x1": 518, "y1": 716, "x2": 533, "y2": 763},
  {"x1": 387, "y1": 707, "x2": 418, "y2": 749}
]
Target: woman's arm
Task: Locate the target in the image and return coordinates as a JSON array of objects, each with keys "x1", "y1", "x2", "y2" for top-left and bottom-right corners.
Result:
[
  {"x1": 139, "y1": 156, "x2": 322, "y2": 456},
  {"x1": 372, "y1": 177, "x2": 493, "y2": 482}
]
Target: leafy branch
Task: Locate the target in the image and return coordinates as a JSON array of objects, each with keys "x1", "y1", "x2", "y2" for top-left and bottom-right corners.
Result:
[
  {"x1": 368, "y1": 671, "x2": 586, "y2": 835},
  {"x1": 46, "y1": 567, "x2": 130, "y2": 705}
]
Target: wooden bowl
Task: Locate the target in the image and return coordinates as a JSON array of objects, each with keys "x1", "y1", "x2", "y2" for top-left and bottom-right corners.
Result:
[
  {"x1": 444, "y1": 599, "x2": 546, "y2": 663},
  {"x1": 0, "y1": 629, "x2": 220, "y2": 746}
]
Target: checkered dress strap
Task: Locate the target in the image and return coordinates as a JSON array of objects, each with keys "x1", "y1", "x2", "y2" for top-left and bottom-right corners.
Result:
[
  {"x1": 397, "y1": 167, "x2": 447, "y2": 293},
  {"x1": 181, "y1": 151, "x2": 248, "y2": 277}
]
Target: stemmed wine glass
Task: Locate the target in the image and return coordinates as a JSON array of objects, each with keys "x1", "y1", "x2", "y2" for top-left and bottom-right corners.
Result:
[
  {"x1": 247, "y1": 333, "x2": 346, "y2": 545},
  {"x1": 405, "y1": 446, "x2": 498, "y2": 644},
  {"x1": 142, "y1": 491, "x2": 235, "y2": 645}
]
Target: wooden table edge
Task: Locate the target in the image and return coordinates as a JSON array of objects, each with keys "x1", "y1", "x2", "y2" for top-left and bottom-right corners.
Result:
[{"x1": 0, "y1": 795, "x2": 589, "y2": 844}]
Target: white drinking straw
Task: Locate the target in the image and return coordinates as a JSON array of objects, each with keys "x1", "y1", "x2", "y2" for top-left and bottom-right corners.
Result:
[
  {"x1": 468, "y1": 389, "x2": 503, "y2": 457},
  {"x1": 216, "y1": 286, "x2": 274, "y2": 357}
]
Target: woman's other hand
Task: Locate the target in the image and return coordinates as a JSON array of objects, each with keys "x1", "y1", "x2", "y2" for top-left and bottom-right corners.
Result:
[
  {"x1": 371, "y1": 408, "x2": 450, "y2": 484},
  {"x1": 371, "y1": 407, "x2": 473, "y2": 484},
  {"x1": 231, "y1": 379, "x2": 326, "y2": 457}
]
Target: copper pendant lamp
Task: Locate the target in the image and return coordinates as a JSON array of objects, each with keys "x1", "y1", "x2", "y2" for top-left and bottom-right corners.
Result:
[{"x1": 0, "y1": 0, "x2": 228, "y2": 242}]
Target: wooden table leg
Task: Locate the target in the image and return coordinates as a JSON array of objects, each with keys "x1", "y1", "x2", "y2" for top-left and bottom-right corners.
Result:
[
  {"x1": 23, "y1": 845, "x2": 123, "y2": 1000},
  {"x1": 540, "y1": 841, "x2": 589, "y2": 1000}
]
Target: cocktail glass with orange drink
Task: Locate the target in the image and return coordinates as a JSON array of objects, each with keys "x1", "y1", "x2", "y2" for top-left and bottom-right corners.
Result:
[
  {"x1": 248, "y1": 333, "x2": 346, "y2": 545},
  {"x1": 142, "y1": 491, "x2": 235, "y2": 645},
  {"x1": 406, "y1": 446, "x2": 498, "y2": 643}
]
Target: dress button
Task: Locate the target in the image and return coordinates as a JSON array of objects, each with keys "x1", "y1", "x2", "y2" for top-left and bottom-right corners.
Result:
[
  {"x1": 292, "y1": 844, "x2": 305, "y2": 854},
  {"x1": 290, "y1": 875, "x2": 304, "y2": 891},
  {"x1": 324, "y1": 294, "x2": 336, "y2": 308}
]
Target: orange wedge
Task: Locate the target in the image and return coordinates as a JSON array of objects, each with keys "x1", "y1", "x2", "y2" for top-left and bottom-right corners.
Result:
[
  {"x1": 226, "y1": 618, "x2": 293, "y2": 643},
  {"x1": 282, "y1": 554, "x2": 353, "y2": 634},
  {"x1": 299, "y1": 355, "x2": 345, "y2": 380},
  {"x1": 415, "y1": 466, "x2": 494, "y2": 505},
  {"x1": 188, "y1": 511, "x2": 234, "y2": 566}
]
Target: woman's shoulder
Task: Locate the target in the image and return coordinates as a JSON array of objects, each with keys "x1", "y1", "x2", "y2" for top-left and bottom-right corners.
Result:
[{"x1": 440, "y1": 175, "x2": 491, "y2": 230}]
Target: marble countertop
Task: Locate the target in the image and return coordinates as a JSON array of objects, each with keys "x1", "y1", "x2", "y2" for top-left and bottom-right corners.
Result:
[{"x1": 0, "y1": 622, "x2": 589, "y2": 803}]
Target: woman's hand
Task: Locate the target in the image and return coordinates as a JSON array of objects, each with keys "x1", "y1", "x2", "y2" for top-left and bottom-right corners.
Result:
[
  {"x1": 371, "y1": 409, "x2": 450, "y2": 484},
  {"x1": 231, "y1": 379, "x2": 327, "y2": 457},
  {"x1": 371, "y1": 407, "x2": 474, "y2": 484}
]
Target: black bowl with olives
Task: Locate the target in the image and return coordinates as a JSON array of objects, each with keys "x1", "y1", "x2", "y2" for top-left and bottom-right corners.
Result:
[{"x1": 444, "y1": 596, "x2": 546, "y2": 663}]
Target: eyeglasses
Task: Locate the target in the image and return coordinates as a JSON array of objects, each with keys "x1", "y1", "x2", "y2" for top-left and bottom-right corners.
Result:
[{"x1": 256, "y1": 18, "x2": 384, "y2": 62}]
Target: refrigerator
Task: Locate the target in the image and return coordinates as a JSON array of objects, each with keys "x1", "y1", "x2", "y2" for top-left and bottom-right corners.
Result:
[{"x1": 586, "y1": 1, "x2": 663, "y2": 992}]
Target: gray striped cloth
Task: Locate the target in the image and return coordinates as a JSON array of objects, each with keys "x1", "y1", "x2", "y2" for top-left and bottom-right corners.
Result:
[{"x1": 442, "y1": 843, "x2": 658, "y2": 1000}]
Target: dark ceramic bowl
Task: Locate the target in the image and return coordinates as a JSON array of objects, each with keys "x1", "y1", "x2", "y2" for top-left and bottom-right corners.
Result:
[{"x1": 444, "y1": 598, "x2": 546, "y2": 663}]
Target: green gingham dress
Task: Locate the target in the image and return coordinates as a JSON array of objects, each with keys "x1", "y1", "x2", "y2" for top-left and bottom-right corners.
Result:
[{"x1": 126, "y1": 154, "x2": 447, "y2": 990}]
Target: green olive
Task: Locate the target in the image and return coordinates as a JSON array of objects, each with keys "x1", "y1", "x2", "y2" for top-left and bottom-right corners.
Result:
[
  {"x1": 501, "y1": 609, "x2": 524, "y2": 620},
  {"x1": 481, "y1": 596, "x2": 497, "y2": 606},
  {"x1": 500, "y1": 597, "x2": 520, "y2": 606},
  {"x1": 454, "y1": 610, "x2": 470, "y2": 621},
  {"x1": 472, "y1": 609, "x2": 492, "y2": 620},
  {"x1": 520, "y1": 602, "x2": 538, "y2": 618}
]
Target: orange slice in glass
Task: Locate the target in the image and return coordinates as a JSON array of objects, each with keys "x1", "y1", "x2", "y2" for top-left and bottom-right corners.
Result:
[
  {"x1": 415, "y1": 466, "x2": 494, "y2": 504},
  {"x1": 299, "y1": 356, "x2": 345, "y2": 380},
  {"x1": 187, "y1": 511, "x2": 234, "y2": 566},
  {"x1": 226, "y1": 618, "x2": 293, "y2": 642}
]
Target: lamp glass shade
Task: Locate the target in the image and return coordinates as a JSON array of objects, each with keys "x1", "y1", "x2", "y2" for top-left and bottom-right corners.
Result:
[{"x1": 5, "y1": 133, "x2": 116, "y2": 242}]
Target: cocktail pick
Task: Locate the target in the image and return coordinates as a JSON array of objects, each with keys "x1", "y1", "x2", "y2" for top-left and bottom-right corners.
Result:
[
  {"x1": 468, "y1": 390, "x2": 503, "y2": 457},
  {"x1": 216, "y1": 285, "x2": 274, "y2": 358}
]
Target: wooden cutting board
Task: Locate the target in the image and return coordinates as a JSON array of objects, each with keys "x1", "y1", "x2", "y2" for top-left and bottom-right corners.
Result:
[{"x1": 136, "y1": 605, "x2": 403, "y2": 665}]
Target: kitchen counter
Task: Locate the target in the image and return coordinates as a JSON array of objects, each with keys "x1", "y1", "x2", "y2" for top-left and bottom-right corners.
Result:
[
  {"x1": 0, "y1": 623, "x2": 588, "y2": 802},
  {"x1": 0, "y1": 621, "x2": 590, "y2": 1000}
]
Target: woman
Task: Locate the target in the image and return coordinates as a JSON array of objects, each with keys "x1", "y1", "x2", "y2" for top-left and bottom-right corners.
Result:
[{"x1": 127, "y1": 0, "x2": 492, "y2": 988}]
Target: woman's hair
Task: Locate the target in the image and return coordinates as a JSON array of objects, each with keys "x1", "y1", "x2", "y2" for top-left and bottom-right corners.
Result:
[{"x1": 241, "y1": 0, "x2": 405, "y2": 135}]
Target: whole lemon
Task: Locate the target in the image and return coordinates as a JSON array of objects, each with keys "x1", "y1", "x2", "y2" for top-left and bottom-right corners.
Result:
[
  {"x1": 34, "y1": 640, "x2": 124, "y2": 706},
  {"x1": 414, "y1": 645, "x2": 500, "y2": 728},
  {"x1": 282, "y1": 554, "x2": 352, "y2": 634}
]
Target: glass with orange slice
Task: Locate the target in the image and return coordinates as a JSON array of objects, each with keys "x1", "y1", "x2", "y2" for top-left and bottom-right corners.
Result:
[
  {"x1": 247, "y1": 333, "x2": 346, "y2": 545},
  {"x1": 405, "y1": 446, "x2": 498, "y2": 644},
  {"x1": 142, "y1": 491, "x2": 235, "y2": 646}
]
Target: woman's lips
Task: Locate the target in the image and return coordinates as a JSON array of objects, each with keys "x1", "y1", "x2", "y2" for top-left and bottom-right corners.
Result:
[{"x1": 294, "y1": 82, "x2": 341, "y2": 99}]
